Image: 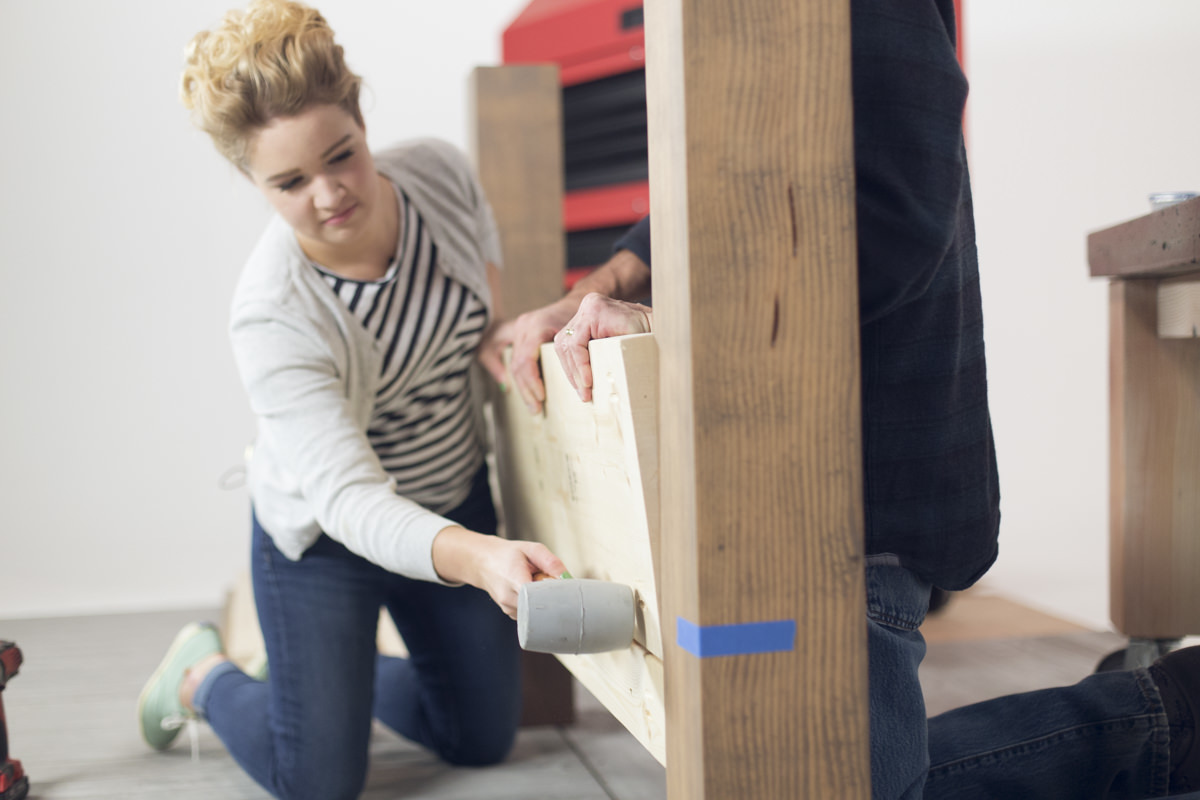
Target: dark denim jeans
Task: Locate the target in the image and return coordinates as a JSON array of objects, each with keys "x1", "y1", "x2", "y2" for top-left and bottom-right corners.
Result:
[
  {"x1": 866, "y1": 561, "x2": 1174, "y2": 799},
  {"x1": 193, "y1": 468, "x2": 521, "y2": 800}
]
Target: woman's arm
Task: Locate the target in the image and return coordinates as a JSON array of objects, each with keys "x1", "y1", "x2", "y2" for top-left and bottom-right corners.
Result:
[{"x1": 231, "y1": 311, "x2": 452, "y2": 577}]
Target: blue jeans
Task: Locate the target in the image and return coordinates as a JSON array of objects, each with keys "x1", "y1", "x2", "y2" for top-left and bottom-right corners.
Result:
[
  {"x1": 192, "y1": 467, "x2": 521, "y2": 800},
  {"x1": 866, "y1": 561, "x2": 1173, "y2": 799}
]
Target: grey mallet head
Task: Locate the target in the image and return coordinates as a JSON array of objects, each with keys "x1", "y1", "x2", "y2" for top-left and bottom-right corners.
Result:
[{"x1": 517, "y1": 578, "x2": 636, "y2": 654}]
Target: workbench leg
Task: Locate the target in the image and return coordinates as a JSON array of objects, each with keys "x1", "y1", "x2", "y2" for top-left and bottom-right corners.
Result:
[
  {"x1": 1108, "y1": 279, "x2": 1200, "y2": 640},
  {"x1": 645, "y1": 0, "x2": 870, "y2": 796}
]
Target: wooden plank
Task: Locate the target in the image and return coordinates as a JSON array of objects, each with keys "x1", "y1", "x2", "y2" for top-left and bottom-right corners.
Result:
[
  {"x1": 919, "y1": 587, "x2": 1090, "y2": 645},
  {"x1": 491, "y1": 334, "x2": 665, "y2": 762},
  {"x1": 644, "y1": 0, "x2": 870, "y2": 797},
  {"x1": 1157, "y1": 276, "x2": 1200, "y2": 338},
  {"x1": 469, "y1": 64, "x2": 576, "y2": 726},
  {"x1": 1088, "y1": 196, "x2": 1200, "y2": 279},
  {"x1": 468, "y1": 65, "x2": 566, "y2": 314},
  {"x1": 1109, "y1": 279, "x2": 1200, "y2": 637}
]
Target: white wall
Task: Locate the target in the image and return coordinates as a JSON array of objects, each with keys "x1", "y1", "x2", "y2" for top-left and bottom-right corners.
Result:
[
  {"x1": 966, "y1": 0, "x2": 1200, "y2": 629},
  {"x1": 2, "y1": 1, "x2": 1198, "y2": 629}
]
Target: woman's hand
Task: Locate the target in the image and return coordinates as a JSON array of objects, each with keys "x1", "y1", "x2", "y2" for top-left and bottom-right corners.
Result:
[
  {"x1": 480, "y1": 300, "x2": 580, "y2": 415},
  {"x1": 553, "y1": 292, "x2": 653, "y2": 403},
  {"x1": 431, "y1": 526, "x2": 567, "y2": 618}
]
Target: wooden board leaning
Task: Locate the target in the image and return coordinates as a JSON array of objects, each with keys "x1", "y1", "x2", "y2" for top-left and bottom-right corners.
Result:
[{"x1": 490, "y1": 334, "x2": 666, "y2": 764}]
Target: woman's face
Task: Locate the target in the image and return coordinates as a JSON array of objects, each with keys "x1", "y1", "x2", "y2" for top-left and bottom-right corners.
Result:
[{"x1": 245, "y1": 104, "x2": 381, "y2": 258}]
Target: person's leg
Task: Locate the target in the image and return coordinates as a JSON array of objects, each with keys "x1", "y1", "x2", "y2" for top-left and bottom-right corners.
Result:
[
  {"x1": 373, "y1": 467, "x2": 522, "y2": 765},
  {"x1": 374, "y1": 578, "x2": 521, "y2": 765},
  {"x1": 865, "y1": 560, "x2": 933, "y2": 800},
  {"x1": 194, "y1": 515, "x2": 385, "y2": 800},
  {"x1": 924, "y1": 667, "x2": 1170, "y2": 799}
]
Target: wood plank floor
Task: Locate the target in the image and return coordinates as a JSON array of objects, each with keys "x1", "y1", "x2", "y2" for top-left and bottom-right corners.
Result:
[{"x1": 0, "y1": 594, "x2": 1126, "y2": 799}]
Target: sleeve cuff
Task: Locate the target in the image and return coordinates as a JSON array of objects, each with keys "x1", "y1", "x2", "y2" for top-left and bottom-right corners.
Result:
[{"x1": 399, "y1": 513, "x2": 463, "y2": 586}]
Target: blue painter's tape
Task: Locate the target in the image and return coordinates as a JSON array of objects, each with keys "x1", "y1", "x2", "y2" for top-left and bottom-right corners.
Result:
[{"x1": 676, "y1": 617, "x2": 797, "y2": 658}]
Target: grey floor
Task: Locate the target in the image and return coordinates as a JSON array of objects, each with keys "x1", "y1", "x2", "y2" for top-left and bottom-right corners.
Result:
[{"x1": 0, "y1": 608, "x2": 1126, "y2": 799}]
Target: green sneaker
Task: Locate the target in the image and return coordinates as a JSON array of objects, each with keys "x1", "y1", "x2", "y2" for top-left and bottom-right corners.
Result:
[{"x1": 137, "y1": 622, "x2": 223, "y2": 750}]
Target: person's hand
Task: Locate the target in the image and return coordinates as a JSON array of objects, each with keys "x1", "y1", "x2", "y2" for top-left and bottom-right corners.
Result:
[
  {"x1": 553, "y1": 292, "x2": 653, "y2": 403},
  {"x1": 480, "y1": 246, "x2": 651, "y2": 414},
  {"x1": 431, "y1": 526, "x2": 567, "y2": 618},
  {"x1": 472, "y1": 537, "x2": 566, "y2": 619},
  {"x1": 502, "y1": 300, "x2": 579, "y2": 415}
]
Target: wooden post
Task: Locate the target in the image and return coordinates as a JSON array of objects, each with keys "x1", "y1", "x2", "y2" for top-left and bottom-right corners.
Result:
[
  {"x1": 469, "y1": 64, "x2": 576, "y2": 726},
  {"x1": 1089, "y1": 199, "x2": 1200, "y2": 639},
  {"x1": 469, "y1": 66, "x2": 567, "y2": 315},
  {"x1": 644, "y1": 0, "x2": 870, "y2": 797}
]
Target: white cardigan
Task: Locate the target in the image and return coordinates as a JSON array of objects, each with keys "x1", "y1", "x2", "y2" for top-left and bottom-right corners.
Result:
[{"x1": 229, "y1": 138, "x2": 502, "y2": 582}]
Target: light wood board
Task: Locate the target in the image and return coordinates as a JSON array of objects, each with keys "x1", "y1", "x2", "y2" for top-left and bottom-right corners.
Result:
[
  {"x1": 491, "y1": 333, "x2": 666, "y2": 764},
  {"x1": 920, "y1": 587, "x2": 1091, "y2": 645}
]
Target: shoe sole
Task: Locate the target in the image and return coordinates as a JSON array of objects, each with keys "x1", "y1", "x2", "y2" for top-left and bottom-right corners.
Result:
[{"x1": 136, "y1": 622, "x2": 215, "y2": 750}]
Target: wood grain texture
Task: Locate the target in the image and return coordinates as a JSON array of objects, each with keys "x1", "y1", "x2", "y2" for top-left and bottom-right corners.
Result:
[
  {"x1": 1109, "y1": 279, "x2": 1200, "y2": 636},
  {"x1": 644, "y1": 0, "x2": 869, "y2": 797},
  {"x1": 470, "y1": 64, "x2": 576, "y2": 725},
  {"x1": 1088, "y1": 196, "x2": 1200, "y2": 279},
  {"x1": 491, "y1": 334, "x2": 665, "y2": 761},
  {"x1": 468, "y1": 65, "x2": 565, "y2": 316},
  {"x1": 1157, "y1": 276, "x2": 1200, "y2": 338}
]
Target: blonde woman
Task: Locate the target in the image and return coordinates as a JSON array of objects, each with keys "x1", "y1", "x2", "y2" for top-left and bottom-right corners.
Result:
[{"x1": 137, "y1": 2, "x2": 564, "y2": 796}]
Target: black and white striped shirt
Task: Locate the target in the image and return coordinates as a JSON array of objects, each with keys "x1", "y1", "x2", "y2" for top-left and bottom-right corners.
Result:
[{"x1": 316, "y1": 187, "x2": 488, "y2": 513}]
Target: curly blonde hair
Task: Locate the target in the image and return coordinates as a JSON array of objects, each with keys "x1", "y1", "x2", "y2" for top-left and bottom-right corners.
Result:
[{"x1": 180, "y1": 0, "x2": 363, "y2": 169}]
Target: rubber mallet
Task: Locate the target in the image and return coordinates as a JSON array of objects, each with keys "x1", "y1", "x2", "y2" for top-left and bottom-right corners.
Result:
[{"x1": 517, "y1": 575, "x2": 636, "y2": 655}]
